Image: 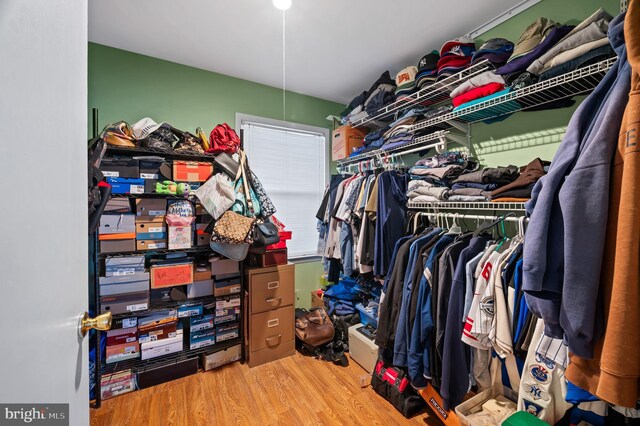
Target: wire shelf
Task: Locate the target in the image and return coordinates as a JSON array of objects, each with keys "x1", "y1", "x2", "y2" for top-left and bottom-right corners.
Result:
[
  {"x1": 98, "y1": 245, "x2": 211, "y2": 259},
  {"x1": 109, "y1": 193, "x2": 195, "y2": 200},
  {"x1": 100, "y1": 336, "x2": 242, "y2": 376},
  {"x1": 408, "y1": 201, "x2": 527, "y2": 212},
  {"x1": 350, "y1": 61, "x2": 492, "y2": 129},
  {"x1": 336, "y1": 130, "x2": 449, "y2": 167},
  {"x1": 412, "y1": 57, "x2": 616, "y2": 133},
  {"x1": 106, "y1": 145, "x2": 217, "y2": 162},
  {"x1": 107, "y1": 293, "x2": 238, "y2": 320}
]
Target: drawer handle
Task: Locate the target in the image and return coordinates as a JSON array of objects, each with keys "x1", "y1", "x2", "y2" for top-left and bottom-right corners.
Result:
[
  {"x1": 265, "y1": 334, "x2": 282, "y2": 343},
  {"x1": 267, "y1": 281, "x2": 280, "y2": 289},
  {"x1": 267, "y1": 319, "x2": 279, "y2": 328},
  {"x1": 265, "y1": 297, "x2": 282, "y2": 304}
]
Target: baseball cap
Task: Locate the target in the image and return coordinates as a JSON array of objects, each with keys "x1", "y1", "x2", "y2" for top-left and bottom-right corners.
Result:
[
  {"x1": 440, "y1": 36, "x2": 476, "y2": 58},
  {"x1": 509, "y1": 17, "x2": 556, "y2": 61},
  {"x1": 132, "y1": 117, "x2": 164, "y2": 140},
  {"x1": 395, "y1": 66, "x2": 418, "y2": 89},
  {"x1": 417, "y1": 51, "x2": 440, "y2": 74}
]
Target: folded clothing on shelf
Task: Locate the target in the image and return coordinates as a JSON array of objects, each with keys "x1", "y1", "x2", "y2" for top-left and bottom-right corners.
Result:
[
  {"x1": 499, "y1": 24, "x2": 572, "y2": 76},
  {"x1": 527, "y1": 8, "x2": 612, "y2": 75},
  {"x1": 452, "y1": 82, "x2": 506, "y2": 107},
  {"x1": 450, "y1": 71, "x2": 506, "y2": 98},
  {"x1": 471, "y1": 38, "x2": 514, "y2": 68}
]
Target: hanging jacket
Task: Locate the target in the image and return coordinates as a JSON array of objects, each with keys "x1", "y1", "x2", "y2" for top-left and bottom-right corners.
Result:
[
  {"x1": 523, "y1": 11, "x2": 629, "y2": 358},
  {"x1": 373, "y1": 171, "x2": 408, "y2": 276},
  {"x1": 566, "y1": 3, "x2": 640, "y2": 408}
]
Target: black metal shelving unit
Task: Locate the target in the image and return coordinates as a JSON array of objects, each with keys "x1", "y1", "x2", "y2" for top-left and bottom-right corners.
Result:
[{"x1": 90, "y1": 146, "x2": 246, "y2": 409}]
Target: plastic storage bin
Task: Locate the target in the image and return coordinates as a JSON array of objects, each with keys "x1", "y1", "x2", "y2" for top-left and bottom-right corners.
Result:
[
  {"x1": 455, "y1": 384, "x2": 518, "y2": 426},
  {"x1": 356, "y1": 302, "x2": 379, "y2": 328}
]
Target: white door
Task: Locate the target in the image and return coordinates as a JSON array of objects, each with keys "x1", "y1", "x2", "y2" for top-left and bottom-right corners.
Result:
[{"x1": 0, "y1": 1, "x2": 89, "y2": 425}]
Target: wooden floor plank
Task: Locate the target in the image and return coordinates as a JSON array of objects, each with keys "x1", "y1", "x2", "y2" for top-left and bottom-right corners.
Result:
[{"x1": 91, "y1": 352, "x2": 428, "y2": 425}]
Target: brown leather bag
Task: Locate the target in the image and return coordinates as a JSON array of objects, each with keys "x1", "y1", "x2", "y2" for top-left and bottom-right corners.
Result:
[{"x1": 295, "y1": 308, "x2": 335, "y2": 347}]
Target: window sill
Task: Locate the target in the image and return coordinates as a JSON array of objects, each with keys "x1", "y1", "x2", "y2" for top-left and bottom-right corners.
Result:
[{"x1": 288, "y1": 256, "x2": 322, "y2": 264}]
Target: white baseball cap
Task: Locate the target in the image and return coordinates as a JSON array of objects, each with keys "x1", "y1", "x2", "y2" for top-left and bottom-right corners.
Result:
[{"x1": 131, "y1": 117, "x2": 164, "y2": 140}]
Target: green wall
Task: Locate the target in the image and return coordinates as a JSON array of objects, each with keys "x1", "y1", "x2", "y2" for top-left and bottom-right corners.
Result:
[
  {"x1": 469, "y1": 0, "x2": 619, "y2": 167},
  {"x1": 88, "y1": 42, "x2": 342, "y2": 309}
]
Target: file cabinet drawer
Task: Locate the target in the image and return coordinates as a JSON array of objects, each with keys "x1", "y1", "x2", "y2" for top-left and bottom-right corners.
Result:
[
  {"x1": 250, "y1": 306, "x2": 294, "y2": 352},
  {"x1": 250, "y1": 268, "x2": 294, "y2": 314}
]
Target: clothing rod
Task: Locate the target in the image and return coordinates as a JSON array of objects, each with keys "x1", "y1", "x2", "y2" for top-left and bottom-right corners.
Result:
[{"x1": 418, "y1": 212, "x2": 527, "y2": 222}]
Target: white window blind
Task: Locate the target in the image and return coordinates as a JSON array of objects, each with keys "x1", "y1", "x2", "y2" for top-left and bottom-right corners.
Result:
[{"x1": 243, "y1": 122, "x2": 327, "y2": 258}]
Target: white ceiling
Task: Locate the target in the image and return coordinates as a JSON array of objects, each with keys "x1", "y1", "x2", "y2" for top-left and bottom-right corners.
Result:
[{"x1": 89, "y1": 0, "x2": 523, "y2": 105}]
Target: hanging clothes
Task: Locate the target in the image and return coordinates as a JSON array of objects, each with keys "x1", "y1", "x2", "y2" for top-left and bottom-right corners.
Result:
[{"x1": 566, "y1": 3, "x2": 640, "y2": 407}]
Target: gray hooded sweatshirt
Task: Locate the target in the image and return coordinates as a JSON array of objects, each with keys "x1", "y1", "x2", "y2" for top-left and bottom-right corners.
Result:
[{"x1": 523, "y1": 11, "x2": 629, "y2": 359}]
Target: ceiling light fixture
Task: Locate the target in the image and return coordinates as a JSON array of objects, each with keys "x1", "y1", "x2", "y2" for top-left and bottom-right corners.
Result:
[{"x1": 273, "y1": 0, "x2": 291, "y2": 11}]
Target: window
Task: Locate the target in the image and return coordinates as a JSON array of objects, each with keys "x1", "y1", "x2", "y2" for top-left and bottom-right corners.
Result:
[{"x1": 240, "y1": 117, "x2": 328, "y2": 259}]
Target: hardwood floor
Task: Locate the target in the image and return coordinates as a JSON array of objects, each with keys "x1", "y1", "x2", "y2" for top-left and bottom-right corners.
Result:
[{"x1": 91, "y1": 352, "x2": 434, "y2": 425}]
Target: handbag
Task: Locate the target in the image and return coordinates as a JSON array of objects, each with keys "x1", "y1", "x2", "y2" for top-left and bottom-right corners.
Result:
[
  {"x1": 210, "y1": 210, "x2": 255, "y2": 245},
  {"x1": 193, "y1": 173, "x2": 235, "y2": 220},
  {"x1": 232, "y1": 150, "x2": 261, "y2": 217},
  {"x1": 294, "y1": 308, "x2": 335, "y2": 348},
  {"x1": 244, "y1": 155, "x2": 276, "y2": 218},
  {"x1": 174, "y1": 130, "x2": 205, "y2": 154},
  {"x1": 213, "y1": 152, "x2": 240, "y2": 179},
  {"x1": 252, "y1": 220, "x2": 280, "y2": 249},
  {"x1": 208, "y1": 123, "x2": 240, "y2": 155}
]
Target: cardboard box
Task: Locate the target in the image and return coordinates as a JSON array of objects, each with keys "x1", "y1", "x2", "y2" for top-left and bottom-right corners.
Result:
[
  {"x1": 105, "y1": 255, "x2": 145, "y2": 277},
  {"x1": 193, "y1": 264, "x2": 212, "y2": 282},
  {"x1": 150, "y1": 286, "x2": 187, "y2": 304},
  {"x1": 332, "y1": 125, "x2": 365, "y2": 161},
  {"x1": 139, "y1": 159, "x2": 164, "y2": 180},
  {"x1": 100, "y1": 239, "x2": 136, "y2": 254},
  {"x1": 168, "y1": 226, "x2": 192, "y2": 249},
  {"x1": 150, "y1": 263, "x2": 193, "y2": 288},
  {"x1": 100, "y1": 369, "x2": 136, "y2": 400},
  {"x1": 136, "y1": 239, "x2": 167, "y2": 251},
  {"x1": 187, "y1": 279, "x2": 214, "y2": 299},
  {"x1": 137, "y1": 357, "x2": 198, "y2": 389},
  {"x1": 173, "y1": 161, "x2": 213, "y2": 182},
  {"x1": 99, "y1": 272, "x2": 149, "y2": 297},
  {"x1": 106, "y1": 327, "x2": 138, "y2": 346},
  {"x1": 141, "y1": 335, "x2": 183, "y2": 360},
  {"x1": 100, "y1": 278, "x2": 150, "y2": 296},
  {"x1": 215, "y1": 322, "x2": 239, "y2": 343},
  {"x1": 135, "y1": 199, "x2": 167, "y2": 217},
  {"x1": 104, "y1": 198, "x2": 132, "y2": 214},
  {"x1": 138, "y1": 321, "x2": 178, "y2": 344},
  {"x1": 311, "y1": 290, "x2": 325, "y2": 309},
  {"x1": 106, "y1": 177, "x2": 145, "y2": 195},
  {"x1": 247, "y1": 248, "x2": 287, "y2": 268},
  {"x1": 110, "y1": 316, "x2": 138, "y2": 330},
  {"x1": 178, "y1": 304, "x2": 203, "y2": 318},
  {"x1": 189, "y1": 329, "x2": 216, "y2": 350},
  {"x1": 100, "y1": 157, "x2": 139, "y2": 179},
  {"x1": 105, "y1": 342, "x2": 140, "y2": 364},
  {"x1": 200, "y1": 344, "x2": 241, "y2": 371},
  {"x1": 210, "y1": 257, "x2": 239, "y2": 275},
  {"x1": 138, "y1": 310, "x2": 178, "y2": 330},
  {"x1": 136, "y1": 222, "x2": 167, "y2": 240},
  {"x1": 190, "y1": 314, "x2": 214, "y2": 332},
  {"x1": 99, "y1": 214, "x2": 136, "y2": 235},
  {"x1": 213, "y1": 276, "x2": 241, "y2": 297},
  {"x1": 101, "y1": 291, "x2": 150, "y2": 315}
]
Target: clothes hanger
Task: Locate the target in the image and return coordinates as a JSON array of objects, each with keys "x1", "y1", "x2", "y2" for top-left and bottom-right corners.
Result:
[{"x1": 447, "y1": 213, "x2": 462, "y2": 235}]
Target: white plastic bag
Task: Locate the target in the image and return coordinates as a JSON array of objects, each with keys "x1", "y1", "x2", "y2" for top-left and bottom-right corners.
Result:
[{"x1": 193, "y1": 173, "x2": 235, "y2": 220}]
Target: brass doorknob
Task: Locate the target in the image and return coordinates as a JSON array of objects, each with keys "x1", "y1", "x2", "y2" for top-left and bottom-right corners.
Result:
[{"x1": 78, "y1": 311, "x2": 112, "y2": 337}]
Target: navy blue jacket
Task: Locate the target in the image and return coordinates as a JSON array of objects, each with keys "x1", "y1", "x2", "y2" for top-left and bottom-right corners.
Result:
[{"x1": 523, "y1": 13, "x2": 629, "y2": 357}]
